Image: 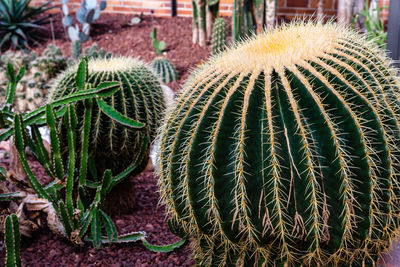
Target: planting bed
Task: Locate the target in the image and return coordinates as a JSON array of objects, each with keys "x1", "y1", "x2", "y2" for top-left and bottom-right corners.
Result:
[
  {"x1": 1, "y1": 11, "x2": 400, "y2": 267},
  {"x1": 0, "y1": 12, "x2": 211, "y2": 266}
]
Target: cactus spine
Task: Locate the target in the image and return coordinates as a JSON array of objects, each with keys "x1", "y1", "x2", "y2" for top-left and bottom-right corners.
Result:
[
  {"x1": 151, "y1": 57, "x2": 178, "y2": 83},
  {"x1": 211, "y1": 17, "x2": 226, "y2": 55},
  {"x1": 49, "y1": 57, "x2": 166, "y2": 175},
  {"x1": 157, "y1": 22, "x2": 400, "y2": 266}
]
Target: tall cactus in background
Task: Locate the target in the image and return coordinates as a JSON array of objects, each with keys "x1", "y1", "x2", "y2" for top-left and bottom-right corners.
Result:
[
  {"x1": 157, "y1": 22, "x2": 400, "y2": 266},
  {"x1": 48, "y1": 57, "x2": 166, "y2": 176},
  {"x1": 192, "y1": 0, "x2": 220, "y2": 46},
  {"x1": 234, "y1": 0, "x2": 276, "y2": 42},
  {"x1": 211, "y1": 17, "x2": 227, "y2": 54}
]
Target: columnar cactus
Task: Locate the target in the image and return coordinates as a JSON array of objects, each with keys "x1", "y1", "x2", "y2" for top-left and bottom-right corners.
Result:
[
  {"x1": 151, "y1": 57, "x2": 178, "y2": 83},
  {"x1": 49, "y1": 57, "x2": 166, "y2": 175},
  {"x1": 157, "y1": 22, "x2": 400, "y2": 266},
  {"x1": 211, "y1": 17, "x2": 226, "y2": 55}
]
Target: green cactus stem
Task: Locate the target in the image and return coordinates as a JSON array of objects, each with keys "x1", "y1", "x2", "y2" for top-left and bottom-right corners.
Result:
[
  {"x1": 211, "y1": 17, "x2": 227, "y2": 55},
  {"x1": 151, "y1": 57, "x2": 178, "y2": 83},
  {"x1": 157, "y1": 22, "x2": 400, "y2": 266}
]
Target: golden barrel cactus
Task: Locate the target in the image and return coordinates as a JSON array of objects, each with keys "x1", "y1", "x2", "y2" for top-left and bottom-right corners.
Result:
[{"x1": 157, "y1": 22, "x2": 400, "y2": 266}]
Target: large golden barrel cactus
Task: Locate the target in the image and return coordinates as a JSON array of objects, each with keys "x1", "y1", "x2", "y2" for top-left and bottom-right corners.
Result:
[
  {"x1": 157, "y1": 22, "x2": 400, "y2": 266},
  {"x1": 49, "y1": 57, "x2": 166, "y2": 175}
]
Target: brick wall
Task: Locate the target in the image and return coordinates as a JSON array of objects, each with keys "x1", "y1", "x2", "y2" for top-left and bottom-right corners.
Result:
[{"x1": 34, "y1": 0, "x2": 391, "y2": 21}]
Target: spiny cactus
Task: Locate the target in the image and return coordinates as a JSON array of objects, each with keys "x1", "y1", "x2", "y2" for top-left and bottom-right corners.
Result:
[
  {"x1": 49, "y1": 57, "x2": 166, "y2": 177},
  {"x1": 71, "y1": 40, "x2": 82, "y2": 59},
  {"x1": 150, "y1": 28, "x2": 166, "y2": 55},
  {"x1": 157, "y1": 22, "x2": 400, "y2": 266},
  {"x1": 151, "y1": 57, "x2": 178, "y2": 83},
  {"x1": 211, "y1": 17, "x2": 226, "y2": 55},
  {"x1": 4, "y1": 214, "x2": 21, "y2": 267}
]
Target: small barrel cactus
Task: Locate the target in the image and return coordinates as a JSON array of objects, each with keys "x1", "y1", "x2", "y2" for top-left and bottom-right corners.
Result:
[
  {"x1": 151, "y1": 57, "x2": 178, "y2": 83},
  {"x1": 49, "y1": 57, "x2": 166, "y2": 175},
  {"x1": 157, "y1": 22, "x2": 400, "y2": 266},
  {"x1": 211, "y1": 17, "x2": 226, "y2": 55}
]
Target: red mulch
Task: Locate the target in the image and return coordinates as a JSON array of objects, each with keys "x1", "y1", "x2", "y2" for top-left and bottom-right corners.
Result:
[
  {"x1": 0, "y1": 12, "x2": 220, "y2": 266},
  {"x1": 33, "y1": 13, "x2": 213, "y2": 91},
  {"x1": 0, "y1": 158, "x2": 194, "y2": 266}
]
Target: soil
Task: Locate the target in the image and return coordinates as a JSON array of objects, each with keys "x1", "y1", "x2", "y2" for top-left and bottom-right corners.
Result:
[
  {"x1": 33, "y1": 13, "x2": 214, "y2": 91},
  {"x1": 0, "y1": 157, "x2": 194, "y2": 266}
]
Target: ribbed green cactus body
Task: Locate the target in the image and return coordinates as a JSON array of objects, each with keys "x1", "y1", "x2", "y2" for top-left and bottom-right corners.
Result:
[
  {"x1": 50, "y1": 57, "x2": 166, "y2": 174},
  {"x1": 157, "y1": 23, "x2": 400, "y2": 266},
  {"x1": 211, "y1": 17, "x2": 226, "y2": 55},
  {"x1": 151, "y1": 57, "x2": 178, "y2": 83}
]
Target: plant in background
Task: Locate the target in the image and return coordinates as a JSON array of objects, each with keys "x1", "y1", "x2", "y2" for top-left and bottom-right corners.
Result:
[
  {"x1": 150, "y1": 27, "x2": 166, "y2": 55},
  {"x1": 4, "y1": 214, "x2": 21, "y2": 267},
  {"x1": 61, "y1": 0, "x2": 107, "y2": 42},
  {"x1": 352, "y1": 0, "x2": 387, "y2": 48},
  {"x1": 151, "y1": 57, "x2": 178, "y2": 83},
  {"x1": 211, "y1": 17, "x2": 226, "y2": 55},
  {"x1": 70, "y1": 42, "x2": 112, "y2": 63},
  {"x1": 0, "y1": 0, "x2": 54, "y2": 50},
  {"x1": 157, "y1": 22, "x2": 400, "y2": 266},
  {"x1": 0, "y1": 45, "x2": 68, "y2": 113},
  {"x1": 192, "y1": 0, "x2": 220, "y2": 47}
]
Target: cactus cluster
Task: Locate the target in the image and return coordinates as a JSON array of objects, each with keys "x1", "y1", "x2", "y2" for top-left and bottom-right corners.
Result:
[
  {"x1": 151, "y1": 57, "x2": 178, "y2": 83},
  {"x1": 48, "y1": 57, "x2": 166, "y2": 176},
  {"x1": 211, "y1": 17, "x2": 227, "y2": 55},
  {"x1": 157, "y1": 22, "x2": 400, "y2": 266},
  {"x1": 61, "y1": 0, "x2": 107, "y2": 42},
  {"x1": 0, "y1": 45, "x2": 67, "y2": 112},
  {"x1": 70, "y1": 42, "x2": 112, "y2": 62}
]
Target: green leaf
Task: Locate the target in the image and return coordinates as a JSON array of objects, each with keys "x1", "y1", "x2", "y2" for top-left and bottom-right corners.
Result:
[
  {"x1": 79, "y1": 99, "x2": 92, "y2": 186},
  {"x1": 58, "y1": 200, "x2": 73, "y2": 238},
  {"x1": 100, "y1": 170, "x2": 112, "y2": 197},
  {"x1": 0, "y1": 192, "x2": 25, "y2": 202},
  {"x1": 30, "y1": 125, "x2": 54, "y2": 178},
  {"x1": 5, "y1": 63, "x2": 15, "y2": 82},
  {"x1": 0, "y1": 84, "x2": 120, "y2": 143},
  {"x1": 46, "y1": 105, "x2": 64, "y2": 179},
  {"x1": 0, "y1": 166, "x2": 7, "y2": 181},
  {"x1": 75, "y1": 58, "x2": 88, "y2": 91},
  {"x1": 16, "y1": 66, "x2": 25, "y2": 83},
  {"x1": 96, "y1": 98, "x2": 145, "y2": 129},
  {"x1": 87, "y1": 155, "x2": 98, "y2": 181},
  {"x1": 65, "y1": 105, "x2": 77, "y2": 226},
  {"x1": 100, "y1": 210, "x2": 118, "y2": 242},
  {"x1": 13, "y1": 115, "x2": 53, "y2": 203},
  {"x1": 91, "y1": 207, "x2": 101, "y2": 249},
  {"x1": 142, "y1": 238, "x2": 185, "y2": 253},
  {"x1": 4, "y1": 214, "x2": 21, "y2": 267}
]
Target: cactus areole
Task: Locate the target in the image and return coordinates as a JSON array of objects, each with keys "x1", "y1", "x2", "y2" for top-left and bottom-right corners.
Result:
[
  {"x1": 49, "y1": 57, "x2": 166, "y2": 175},
  {"x1": 157, "y1": 22, "x2": 400, "y2": 266}
]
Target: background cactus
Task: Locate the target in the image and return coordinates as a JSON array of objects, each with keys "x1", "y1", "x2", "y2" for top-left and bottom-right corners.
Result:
[
  {"x1": 151, "y1": 57, "x2": 178, "y2": 83},
  {"x1": 49, "y1": 57, "x2": 166, "y2": 178},
  {"x1": 71, "y1": 40, "x2": 82, "y2": 59},
  {"x1": 157, "y1": 22, "x2": 400, "y2": 266},
  {"x1": 61, "y1": 0, "x2": 107, "y2": 42},
  {"x1": 150, "y1": 27, "x2": 166, "y2": 55},
  {"x1": 0, "y1": 45, "x2": 67, "y2": 113},
  {"x1": 211, "y1": 17, "x2": 226, "y2": 55}
]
